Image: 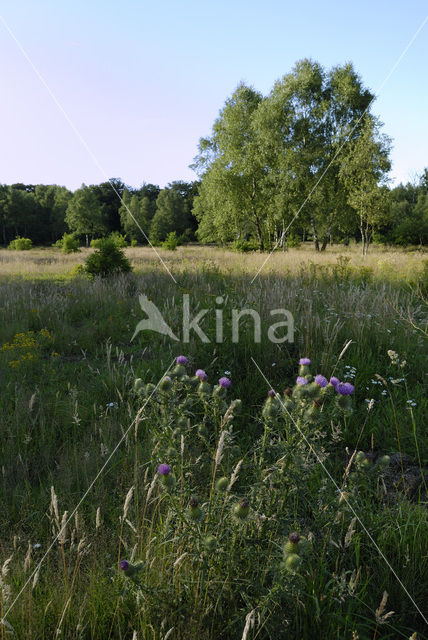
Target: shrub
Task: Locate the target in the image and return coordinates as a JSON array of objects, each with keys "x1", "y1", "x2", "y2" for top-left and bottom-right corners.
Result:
[
  {"x1": 285, "y1": 232, "x2": 301, "y2": 248},
  {"x1": 8, "y1": 236, "x2": 32, "y2": 250},
  {"x1": 231, "y1": 238, "x2": 259, "y2": 252},
  {"x1": 91, "y1": 232, "x2": 128, "y2": 249},
  {"x1": 110, "y1": 231, "x2": 128, "y2": 248},
  {"x1": 84, "y1": 238, "x2": 132, "y2": 277},
  {"x1": 161, "y1": 231, "x2": 179, "y2": 251},
  {"x1": 55, "y1": 232, "x2": 80, "y2": 253}
]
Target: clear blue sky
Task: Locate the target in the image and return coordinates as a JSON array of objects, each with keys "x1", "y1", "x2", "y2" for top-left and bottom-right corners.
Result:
[{"x1": 0, "y1": 0, "x2": 427, "y2": 190}]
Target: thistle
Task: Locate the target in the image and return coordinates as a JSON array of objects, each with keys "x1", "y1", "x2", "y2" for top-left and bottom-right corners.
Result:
[
  {"x1": 377, "y1": 454, "x2": 390, "y2": 469},
  {"x1": 188, "y1": 497, "x2": 203, "y2": 522},
  {"x1": 283, "y1": 532, "x2": 300, "y2": 556},
  {"x1": 159, "y1": 376, "x2": 172, "y2": 391},
  {"x1": 158, "y1": 463, "x2": 175, "y2": 489},
  {"x1": 298, "y1": 357, "x2": 311, "y2": 376},
  {"x1": 198, "y1": 381, "x2": 212, "y2": 396},
  {"x1": 283, "y1": 553, "x2": 301, "y2": 573},
  {"x1": 119, "y1": 559, "x2": 144, "y2": 582},
  {"x1": 215, "y1": 476, "x2": 229, "y2": 492},
  {"x1": 233, "y1": 497, "x2": 250, "y2": 520}
]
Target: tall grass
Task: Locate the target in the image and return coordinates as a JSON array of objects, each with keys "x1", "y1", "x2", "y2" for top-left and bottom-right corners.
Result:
[{"x1": 0, "y1": 247, "x2": 426, "y2": 639}]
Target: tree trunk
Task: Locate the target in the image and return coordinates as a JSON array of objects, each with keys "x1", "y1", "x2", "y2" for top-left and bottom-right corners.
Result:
[
  {"x1": 360, "y1": 220, "x2": 366, "y2": 256},
  {"x1": 310, "y1": 215, "x2": 319, "y2": 251},
  {"x1": 253, "y1": 212, "x2": 264, "y2": 251},
  {"x1": 321, "y1": 212, "x2": 334, "y2": 251},
  {"x1": 86, "y1": 234, "x2": 89, "y2": 247}
]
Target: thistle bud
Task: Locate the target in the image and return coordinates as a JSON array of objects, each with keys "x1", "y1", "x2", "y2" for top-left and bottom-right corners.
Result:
[
  {"x1": 145, "y1": 383, "x2": 156, "y2": 396},
  {"x1": 233, "y1": 497, "x2": 250, "y2": 520},
  {"x1": 213, "y1": 384, "x2": 227, "y2": 399},
  {"x1": 284, "y1": 553, "x2": 301, "y2": 573},
  {"x1": 215, "y1": 476, "x2": 228, "y2": 492},
  {"x1": 171, "y1": 364, "x2": 186, "y2": 379},
  {"x1": 304, "y1": 402, "x2": 320, "y2": 423},
  {"x1": 377, "y1": 455, "x2": 390, "y2": 469},
  {"x1": 160, "y1": 376, "x2": 172, "y2": 391},
  {"x1": 284, "y1": 532, "x2": 300, "y2": 556},
  {"x1": 304, "y1": 382, "x2": 320, "y2": 399},
  {"x1": 198, "y1": 381, "x2": 212, "y2": 396},
  {"x1": 188, "y1": 497, "x2": 203, "y2": 522},
  {"x1": 262, "y1": 397, "x2": 279, "y2": 418}
]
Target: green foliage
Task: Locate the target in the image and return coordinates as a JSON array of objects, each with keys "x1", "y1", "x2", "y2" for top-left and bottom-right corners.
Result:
[
  {"x1": 161, "y1": 231, "x2": 179, "y2": 250},
  {"x1": 285, "y1": 232, "x2": 301, "y2": 248},
  {"x1": 65, "y1": 184, "x2": 106, "y2": 241},
  {"x1": 8, "y1": 236, "x2": 32, "y2": 250},
  {"x1": 231, "y1": 238, "x2": 260, "y2": 252},
  {"x1": 119, "y1": 190, "x2": 152, "y2": 244},
  {"x1": 55, "y1": 232, "x2": 80, "y2": 253},
  {"x1": 150, "y1": 183, "x2": 196, "y2": 244},
  {"x1": 0, "y1": 259, "x2": 427, "y2": 638},
  {"x1": 84, "y1": 238, "x2": 132, "y2": 277},
  {"x1": 91, "y1": 232, "x2": 128, "y2": 249}
]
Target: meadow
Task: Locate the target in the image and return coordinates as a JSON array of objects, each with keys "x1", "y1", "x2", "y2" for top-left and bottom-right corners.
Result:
[{"x1": 0, "y1": 244, "x2": 427, "y2": 640}]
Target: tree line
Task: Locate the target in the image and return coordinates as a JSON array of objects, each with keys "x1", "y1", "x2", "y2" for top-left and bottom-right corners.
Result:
[
  {"x1": 0, "y1": 58, "x2": 427, "y2": 251},
  {"x1": 0, "y1": 180, "x2": 199, "y2": 247}
]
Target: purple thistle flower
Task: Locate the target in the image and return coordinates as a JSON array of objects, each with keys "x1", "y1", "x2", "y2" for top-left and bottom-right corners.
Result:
[
  {"x1": 315, "y1": 374, "x2": 328, "y2": 388},
  {"x1": 176, "y1": 355, "x2": 188, "y2": 365},
  {"x1": 268, "y1": 389, "x2": 276, "y2": 397},
  {"x1": 296, "y1": 376, "x2": 308, "y2": 386},
  {"x1": 299, "y1": 358, "x2": 311, "y2": 365},
  {"x1": 337, "y1": 382, "x2": 354, "y2": 395},
  {"x1": 119, "y1": 560, "x2": 129, "y2": 571},
  {"x1": 164, "y1": 376, "x2": 172, "y2": 383},
  {"x1": 195, "y1": 369, "x2": 208, "y2": 381},
  {"x1": 218, "y1": 377, "x2": 231, "y2": 389},
  {"x1": 329, "y1": 376, "x2": 340, "y2": 388},
  {"x1": 157, "y1": 463, "x2": 171, "y2": 475}
]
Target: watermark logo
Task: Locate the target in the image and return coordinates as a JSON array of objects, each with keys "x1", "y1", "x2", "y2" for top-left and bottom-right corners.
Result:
[{"x1": 132, "y1": 294, "x2": 294, "y2": 344}]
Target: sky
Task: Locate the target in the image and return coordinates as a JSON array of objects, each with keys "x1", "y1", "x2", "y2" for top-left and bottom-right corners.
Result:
[{"x1": 0, "y1": 0, "x2": 427, "y2": 191}]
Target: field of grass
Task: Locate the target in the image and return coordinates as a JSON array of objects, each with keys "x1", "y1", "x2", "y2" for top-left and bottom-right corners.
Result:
[{"x1": 0, "y1": 244, "x2": 427, "y2": 639}]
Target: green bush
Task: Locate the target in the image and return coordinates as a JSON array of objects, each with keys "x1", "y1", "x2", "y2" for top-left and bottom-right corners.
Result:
[
  {"x1": 55, "y1": 232, "x2": 80, "y2": 253},
  {"x1": 8, "y1": 236, "x2": 32, "y2": 250},
  {"x1": 231, "y1": 238, "x2": 259, "y2": 252},
  {"x1": 110, "y1": 231, "x2": 128, "y2": 248},
  {"x1": 161, "y1": 231, "x2": 179, "y2": 251},
  {"x1": 84, "y1": 238, "x2": 132, "y2": 277},
  {"x1": 91, "y1": 232, "x2": 128, "y2": 249},
  {"x1": 285, "y1": 232, "x2": 301, "y2": 248}
]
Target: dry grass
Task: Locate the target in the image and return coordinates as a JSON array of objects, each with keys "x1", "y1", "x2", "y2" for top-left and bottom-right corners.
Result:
[{"x1": 0, "y1": 243, "x2": 426, "y2": 279}]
